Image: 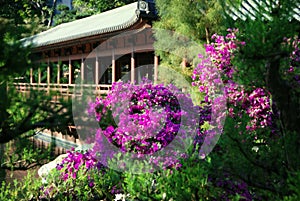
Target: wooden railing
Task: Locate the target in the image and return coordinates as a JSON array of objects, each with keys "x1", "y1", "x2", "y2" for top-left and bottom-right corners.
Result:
[{"x1": 13, "y1": 83, "x2": 112, "y2": 96}]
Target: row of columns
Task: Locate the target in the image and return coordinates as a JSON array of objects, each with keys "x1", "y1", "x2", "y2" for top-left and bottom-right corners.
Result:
[
  {"x1": 29, "y1": 57, "x2": 85, "y2": 85},
  {"x1": 29, "y1": 54, "x2": 159, "y2": 85}
]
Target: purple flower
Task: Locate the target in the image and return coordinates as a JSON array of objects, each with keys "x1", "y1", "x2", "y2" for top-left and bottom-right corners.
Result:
[
  {"x1": 72, "y1": 172, "x2": 76, "y2": 179},
  {"x1": 88, "y1": 181, "x2": 94, "y2": 188},
  {"x1": 56, "y1": 148, "x2": 103, "y2": 184},
  {"x1": 63, "y1": 173, "x2": 69, "y2": 181},
  {"x1": 56, "y1": 164, "x2": 63, "y2": 171}
]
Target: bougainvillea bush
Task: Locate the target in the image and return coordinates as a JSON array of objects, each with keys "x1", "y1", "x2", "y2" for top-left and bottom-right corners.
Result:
[{"x1": 87, "y1": 80, "x2": 203, "y2": 171}]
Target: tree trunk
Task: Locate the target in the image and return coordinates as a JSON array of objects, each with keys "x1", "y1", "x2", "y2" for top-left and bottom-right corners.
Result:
[
  {"x1": 0, "y1": 81, "x2": 15, "y2": 144},
  {"x1": 205, "y1": 27, "x2": 210, "y2": 44},
  {"x1": 0, "y1": 143, "x2": 6, "y2": 183},
  {"x1": 266, "y1": 57, "x2": 300, "y2": 170},
  {"x1": 267, "y1": 58, "x2": 300, "y2": 133},
  {"x1": 47, "y1": 0, "x2": 58, "y2": 28},
  {"x1": 0, "y1": 81, "x2": 8, "y2": 123}
]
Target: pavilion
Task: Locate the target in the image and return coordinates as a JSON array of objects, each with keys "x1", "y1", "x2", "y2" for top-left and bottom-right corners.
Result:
[{"x1": 18, "y1": 1, "x2": 158, "y2": 96}]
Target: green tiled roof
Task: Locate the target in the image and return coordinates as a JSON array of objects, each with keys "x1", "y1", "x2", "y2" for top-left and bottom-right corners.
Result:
[{"x1": 22, "y1": 2, "x2": 140, "y2": 47}]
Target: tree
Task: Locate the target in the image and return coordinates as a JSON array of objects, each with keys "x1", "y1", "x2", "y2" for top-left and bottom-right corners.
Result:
[
  {"x1": 0, "y1": 18, "x2": 30, "y2": 132},
  {"x1": 0, "y1": 9, "x2": 76, "y2": 185},
  {"x1": 223, "y1": 0, "x2": 300, "y2": 133},
  {"x1": 0, "y1": 10, "x2": 73, "y2": 183},
  {"x1": 53, "y1": 0, "x2": 136, "y2": 25},
  {"x1": 155, "y1": 0, "x2": 300, "y2": 198},
  {"x1": 73, "y1": 0, "x2": 135, "y2": 13},
  {"x1": 226, "y1": 1, "x2": 299, "y2": 195},
  {"x1": 154, "y1": 0, "x2": 225, "y2": 43},
  {"x1": 0, "y1": 0, "x2": 73, "y2": 144},
  {"x1": 212, "y1": 0, "x2": 300, "y2": 198},
  {"x1": 153, "y1": 0, "x2": 226, "y2": 80}
]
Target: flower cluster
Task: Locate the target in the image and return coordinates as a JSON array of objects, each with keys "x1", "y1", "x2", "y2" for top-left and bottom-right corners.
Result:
[
  {"x1": 192, "y1": 29, "x2": 245, "y2": 98},
  {"x1": 205, "y1": 28, "x2": 245, "y2": 79},
  {"x1": 212, "y1": 176, "x2": 253, "y2": 201},
  {"x1": 226, "y1": 83, "x2": 272, "y2": 131},
  {"x1": 284, "y1": 36, "x2": 300, "y2": 85},
  {"x1": 284, "y1": 36, "x2": 300, "y2": 72},
  {"x1": 193, "y1": 104, "x2": 211, "y2": 147},
  {"x1": 192, "y1": 29, "x2": 273, "y2": 132},
  {"x1": 290, "y1": 37, "x2": 300, "y2": 68},
  {"x1": 56, "y1": 148, "x2": 104, "y2": 181},
  {"x1": 192, "y1": 57, "x2": 224, "y2": 103},
  {"x1": 88, "y1": 80, "x2": 199, "y2": 169},
  {"x1": 246, "y1": 88, "x2": 272, "y2": 130},
  {"x1": 191, "y1": 29, "x2": 244, "y2": 137},
  {"x1": 91, "y1": 82, "x2": 179, "y2": 154}
]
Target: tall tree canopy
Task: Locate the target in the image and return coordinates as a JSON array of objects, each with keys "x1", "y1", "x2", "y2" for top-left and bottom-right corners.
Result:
[
  {"x1": 221, "y1": 0, "x2": 300, "y2": 197},
  {"x1": 0, "y1": 0, "x2": 54, "y2": 32},
  {"x1": 54, "y1": 0, "x2": 136, "y2": 25},
  {"x1": 0, "y1": 1, "x2": 72, "y2": 144},
  {"x1": 154, "y1": 0, "x2": 225, "y2": 43},
  {"x1": 153, "y1": 0, "x2": 226, "y2": 77},
  {"x1": 154, "y1": 0, "x2": 300, "y2": 198},
  {"x1": 223, "y1": 0, "x2": 300, "y2": 133}
]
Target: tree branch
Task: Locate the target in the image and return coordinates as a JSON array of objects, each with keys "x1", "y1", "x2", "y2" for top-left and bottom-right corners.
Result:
[{"x1": 227, "y1": 133, "x2": 281, "y2": 176}]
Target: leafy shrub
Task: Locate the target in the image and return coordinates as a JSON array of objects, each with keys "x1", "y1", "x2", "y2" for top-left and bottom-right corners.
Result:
[
  {"x1": 0, "y1": 171, "x2": 42, "y2": 201},
  {"x1": 122, "y1": 151, "x2": 252, "y2": 201},
  {"x1": 2, "y1": 136, "x2": 55, "y2": 170},
  {"x1": 38, "y1": 149, "x2": 124, "y2": 201}
]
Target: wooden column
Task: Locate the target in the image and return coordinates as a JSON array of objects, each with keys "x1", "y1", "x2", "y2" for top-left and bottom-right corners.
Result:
[
  {"x1": 154, "y1": 55, "x2": 159, "y2": 83},
  {"x1": 181, "y1": 58, "x2": 187, "y2": 71},
  {"x1": 131, "y1": 47, "x2": 135, "y2": 83},
  {"x1": 69, "y1": 58, "x2": 72, "y2": 85},
  {"x1": 112, "y1": 49, "x2": 116, "y2": 83},
  {"x1": 47, "y1": 61, "x2": 50, "y2": 84},
  {"x1": 30, "y1": 68, "x2": 33, "y2": 84},
  {"x1": 81, "y1": 57, "x2": 85, "y2": 82},
  {"x1": 38, "y1": 66, "x2": 41, "y2": 84},
  {"x1": 57, "y1": 63, "x2": 60, "y2": 84},
  {"x1": 95, "y1": 56, "x2": 99, "y2": 85}
]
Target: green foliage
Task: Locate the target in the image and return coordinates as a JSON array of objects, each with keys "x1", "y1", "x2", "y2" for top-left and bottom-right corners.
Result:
[
  {"x1": 153, "y1": 0, "x2": 226, "y2": 81},
  {"x1": 0, "y1": 0, "x2": 50, "y2": 33},
  {"x1": 155, "y1": 0, "x2": 225, "y2": 43},
  {"x1": 210, "y1": 3, "x2": 300, "y2": 198},
  {"x1": 16, "y1": 0, "x2": 50, "y2": 26},
  {"x1": 54, "y1": 0, "x2": 136, "y2": 25},
  {"x1": 282, "y1": 171, "x2": 300, "y2": 201},
  {"x1": 2, "y1": 136, "x2": 55, "y2": 170},
  {"x1": 121, "y1": 153, "x2": 249, "y2": 201},
  {"x1": 220, "y1": 117, "x2": 279, "y2": 195},
  {"x1": 1, "y1": 85, "x2": 73, "y2": 144},
  {"x1": 53, "y1": 4, "x2": 81, "y2": 25},
  {"x1": 39, "y1": 163, "x2": 122, "y2": 200},
  {"x1": 0, "y1": 18, "x2": 30, "y2": 80},
  {"x1": 0, "y1": 146, "x2": 297, "y2": 200},
  {"x1": 212, "y1": 112, "x2": 300, "y2": 199},
  {"x1": 0, "y1": 2, "x2": 72, "y2": 144},
  {"x1": 221, "y1": 0, "x2": 300, "y2": 133},
  {"x1": 72, "y1": 0, "x2": 135, "y2": 13},
  {"x1": 0, "y1": 170, "x2": 43, "y2": 201},
  {"x1": 227, "y1": 8, "x2": 299, "y2": 88}
]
